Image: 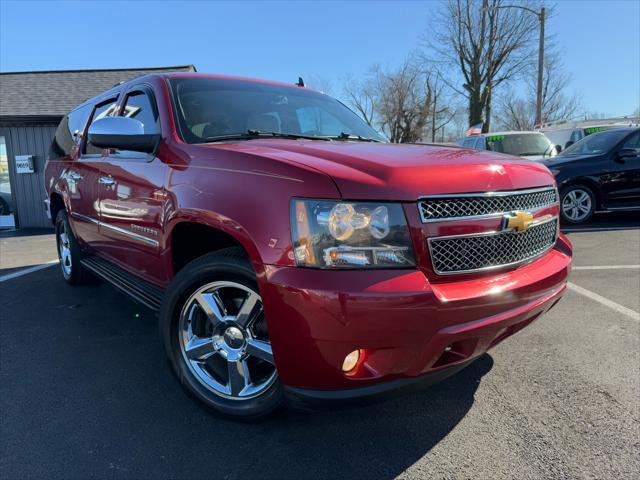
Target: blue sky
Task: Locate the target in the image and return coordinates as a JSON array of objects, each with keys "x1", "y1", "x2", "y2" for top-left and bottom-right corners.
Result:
[{"x1": 1, "y1": 0, "x2": 638, "y2": 118}]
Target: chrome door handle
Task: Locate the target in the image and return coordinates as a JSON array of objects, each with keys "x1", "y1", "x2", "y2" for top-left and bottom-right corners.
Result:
[
  {"x1": 68, "y1": 172, "x2": 83, "y2": 180},
  {"x1": 99, "y1": 177, "x2": 115, "y2": 185}
]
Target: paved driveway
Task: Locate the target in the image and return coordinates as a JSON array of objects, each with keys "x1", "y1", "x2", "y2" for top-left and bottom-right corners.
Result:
[{"x1": 1, "y1": 222, "x2": 638, "y2": 479}]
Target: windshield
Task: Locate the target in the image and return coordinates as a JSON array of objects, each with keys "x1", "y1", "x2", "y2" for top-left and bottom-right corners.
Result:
[
  {"x1": 168, "y1": 77, "x2": 386, "y2": 144},
  {"x1": 485, "y1": 133, "x2": 554, "y2": 157},
  {"x1": 560, "y1": 129, "x2": 630, "y2": 156}
]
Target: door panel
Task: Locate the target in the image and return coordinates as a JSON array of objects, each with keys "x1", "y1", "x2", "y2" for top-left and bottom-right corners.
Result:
[
  {"x1": 67, "y1": 159, "x2": 102, "y2": 247},
  {"x1": 97, "y1": 159, "x2": 168, "y2": 284},
  {"x1": 64, "y1": 102, "x2": 111, "y2": 248},
  {"x1": 604, "y1": 132, "x2": 640, "y2": 208},
  {"x1": 96, "y1": 86, "x2": 169, "y2": 286}
]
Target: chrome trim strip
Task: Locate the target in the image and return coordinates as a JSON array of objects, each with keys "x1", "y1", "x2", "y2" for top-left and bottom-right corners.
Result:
[
  {"x1": 100, "y1": 221, "x2": 160, "y2": 247},
  {"x1": 419, "y1": 186, "x2": 557, "y2": 199},
  {"x1": 427, "y1": 216, "x2": 558, "y2": 275},
  {"x1": 70, "y1": 212, "x2": 159, "y2": 248},
  {"x1": 70, "y1": 212, "x2": 100, "y2": 225},
  {"x1": 418, "y1": 186, "x2": 559, "y2": 223}
]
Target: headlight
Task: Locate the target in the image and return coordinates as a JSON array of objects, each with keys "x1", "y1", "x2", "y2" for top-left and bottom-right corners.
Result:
[{"x1": 291, "y1": 199, "x2": 416, "y2": 269}]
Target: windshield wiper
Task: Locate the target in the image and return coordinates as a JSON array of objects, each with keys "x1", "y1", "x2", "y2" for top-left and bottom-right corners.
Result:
[
  {"x1": 331, "y1": 132, "x2": 382, "y2": 142},
  {"x1": 519, "y1": 151, "x2": 544, "y2": 156},
  {"x1": 203, "y1": 130, "x2": 332, "y2": 143}
]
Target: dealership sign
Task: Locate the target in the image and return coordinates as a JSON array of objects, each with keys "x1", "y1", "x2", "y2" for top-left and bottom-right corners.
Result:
[{"x1": 15, "y1": 155, "x2": 34, "y2": 174}]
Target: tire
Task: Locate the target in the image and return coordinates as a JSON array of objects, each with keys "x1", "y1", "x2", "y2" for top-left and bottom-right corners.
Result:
[
  {"x1": 160, "y1": 248, "x2": 283, "y2": 420},
  {"x1": 55, "y1": 210, "x2": 88, "y2": 285},
  {"x1": 560, "y1": 185, "x2": 596, "y2": 224}
]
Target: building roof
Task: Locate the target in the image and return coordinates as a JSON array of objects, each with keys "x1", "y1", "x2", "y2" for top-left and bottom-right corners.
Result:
[{"x1": 0, "y1": 65, "x2": 196, "y2": 119}]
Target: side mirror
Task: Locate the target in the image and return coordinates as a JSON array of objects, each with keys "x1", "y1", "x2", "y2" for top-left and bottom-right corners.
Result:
[
  {"x1": 617, "y1": 147, "x2": 639, "y2": 160},
  {"x1": 555, "y1": 144, "x2": 562, "y2": 153},
  {"x1": 88, "y1": 117, "x2": 160, "y2": 153}
]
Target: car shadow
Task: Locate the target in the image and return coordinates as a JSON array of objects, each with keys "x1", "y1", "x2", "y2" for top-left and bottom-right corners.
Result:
[{"x1": 1, "y1": 267, "x2": 493, "y2": 480}]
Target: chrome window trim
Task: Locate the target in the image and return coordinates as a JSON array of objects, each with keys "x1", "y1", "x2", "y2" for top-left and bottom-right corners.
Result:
[
  {"x1": 427, "y1": 215, "x2": 559, "y2": 275},
  {"x1": 70, "y1": 212, "x2": 159, "y2": 248},
  {"x1": 418, "y1": 186, "x2": 559, "y2": 223}
]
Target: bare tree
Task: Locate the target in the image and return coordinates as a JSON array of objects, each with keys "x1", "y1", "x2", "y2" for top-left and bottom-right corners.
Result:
[
  {"x1": 429, "y1": 76, "x2": 458, "y2": 141},
  {"x1": 498, "y1": 49, "x2": 582, "y2": 130},
  {"x1": 428, "y1": 0, "x2": 539, "y2": 132},
  {"x1": 376, "y1": 62, "x2": 432, "y2": 142},
  {"x1": 342, "y1": 73, "x2": 376, "y2": 127}
]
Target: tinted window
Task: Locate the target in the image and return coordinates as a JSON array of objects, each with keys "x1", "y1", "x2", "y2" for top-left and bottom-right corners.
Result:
[
  {"x1": 296, "y1": 106, "x2": 349, "y2": 136},
  {"x1": 121, "y1": 90, "x2": 160, "y2": 134},
  {"x1": 560, "y1": 129, "x2": 632, "y2": 156},
  {"x1": 621, "y1": 132, "x2": 640, "y2": 149},
  {"x1": 84, "y1": 99, "x2": 118, "y2": 155},
  {"x1": 486, "y1": 133, "x2": 553, "y2": 157},
  {"x1": 112, "y1": 90, "x2": 160, "y2": 157},
  {"x1": 168, "y1": 77, "x2": 385, "y2": 143},
  {"x1": 49, "y1": 104, "x2": 92, "y2": 159}
]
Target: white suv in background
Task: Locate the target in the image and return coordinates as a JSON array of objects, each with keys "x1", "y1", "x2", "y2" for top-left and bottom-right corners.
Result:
[{"x1": 457, "y1": 131, "x2": 558, "y2": 160}]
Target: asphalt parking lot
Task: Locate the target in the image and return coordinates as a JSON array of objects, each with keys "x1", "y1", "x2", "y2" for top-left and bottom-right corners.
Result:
[{"x1": 1, "y1": 214, "x2": 639, "y2": 480}]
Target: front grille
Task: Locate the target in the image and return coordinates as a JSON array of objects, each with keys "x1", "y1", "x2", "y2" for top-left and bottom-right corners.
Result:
[
  {"x1": 419, "y1": 187, "x2": 557, "y2": 222},
  {"x1": 428, "y1": 218, "x2": 558, "y2": 274}
]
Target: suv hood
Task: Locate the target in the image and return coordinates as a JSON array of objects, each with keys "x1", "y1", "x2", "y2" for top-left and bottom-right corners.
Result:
[{"x1": 208, "y1": 140, "x2": 555, "y2": 201}]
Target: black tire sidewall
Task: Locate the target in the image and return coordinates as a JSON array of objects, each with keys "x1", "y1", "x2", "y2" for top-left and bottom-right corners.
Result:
[
  {"x1": 55, "y1": 210, "x2": 85, "y2": 284},
  {"x1": 560, "y1": 185, "x2": 596, "y2": 224},
  {"x1": 159, "y1": 250, "x2": 283, "y2": 420}
]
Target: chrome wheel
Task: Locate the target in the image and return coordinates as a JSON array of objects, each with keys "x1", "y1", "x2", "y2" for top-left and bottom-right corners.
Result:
[
  {"x1": 178, "y1": 281, "x2": 276, "y2": 400},
  {"x1": 562, "y1": 188, "x2": 592, "y2": 222},
  {"x1": 58, "y1": 223, "x2": 72, "y2": 277}
]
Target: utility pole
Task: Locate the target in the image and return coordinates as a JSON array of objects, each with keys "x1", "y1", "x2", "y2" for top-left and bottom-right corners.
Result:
[
  {"x1": 490, "y1": 5, "x2": 546, "y2": 126},
  {"x1": 535, "y1": 7, "x2": 545, "y2": 127}
]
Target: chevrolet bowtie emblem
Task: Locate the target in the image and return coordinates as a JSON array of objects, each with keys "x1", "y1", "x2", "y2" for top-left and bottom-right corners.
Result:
[{"x1": 503, "y1": 211, "x2": 534, "y2": 232}]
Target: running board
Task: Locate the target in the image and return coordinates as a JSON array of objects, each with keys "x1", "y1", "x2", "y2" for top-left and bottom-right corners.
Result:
[{"x1": 80, "y1": 256, "x2": 165, "y2": 312}]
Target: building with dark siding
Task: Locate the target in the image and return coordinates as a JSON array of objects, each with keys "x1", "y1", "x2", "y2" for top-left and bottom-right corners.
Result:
[{"x1": 0, "y1": 65, "x2": 195, "y2": 228}]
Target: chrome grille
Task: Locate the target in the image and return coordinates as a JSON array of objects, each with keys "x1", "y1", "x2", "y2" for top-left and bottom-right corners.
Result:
[
  {"x1": 419, "y1": 187, "x2": 558, "y2": 222},
  {"x1": 428, "y1": 218, "x2": 558, "y2": 275}
]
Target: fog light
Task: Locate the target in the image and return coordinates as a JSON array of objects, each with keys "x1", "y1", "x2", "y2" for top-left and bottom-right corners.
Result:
[{"x1": 342, "y1": 350, "x2": 361, "y2": 372}]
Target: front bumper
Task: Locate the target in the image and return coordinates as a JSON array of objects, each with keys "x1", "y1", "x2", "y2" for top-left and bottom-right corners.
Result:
[{"x1": 259, "y1": 234, "x2": 572, "y2": 398}]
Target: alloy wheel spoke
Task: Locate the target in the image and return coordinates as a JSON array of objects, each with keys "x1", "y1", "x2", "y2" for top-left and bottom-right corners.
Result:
[
  {"x1": 246, "y1": 338, "x2": 274, "y2": 364},
  {"x1": 236, "y1": 292, "x2": 260, "y2": 328},
  {"x1": 185, "y1": 336, "x2": 216, "y2": 360},
  {"x1": 195, "y1": 292, "x2": 225, "y2": 324},
  {"x1": 227, "y1": 359, "x2": 250, "y2": 395}
]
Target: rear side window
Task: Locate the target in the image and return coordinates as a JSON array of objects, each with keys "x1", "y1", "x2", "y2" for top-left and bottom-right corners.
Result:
[
  {"x1": 83, "y1": 99, "x2": 118, "y2": 155},
  {"x1": 49, "y1": 104, "x2": 92, "y2": 159}
]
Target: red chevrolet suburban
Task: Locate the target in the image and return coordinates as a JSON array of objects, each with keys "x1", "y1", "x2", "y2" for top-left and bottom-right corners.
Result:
[{"x1": 45, "y1": 73, "x2": 572, "y2": 419}]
